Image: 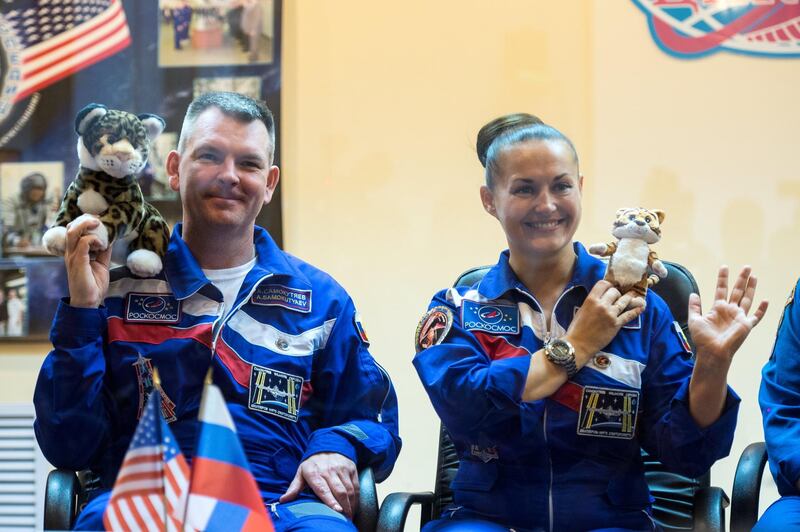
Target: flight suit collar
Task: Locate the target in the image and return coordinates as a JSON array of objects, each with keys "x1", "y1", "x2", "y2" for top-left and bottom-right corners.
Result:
[
  {"x1": 165, "y1": 223, "x2": 311, "y2": 301},
  {"x1": 477, "y1": 242, "x2": 605, "y2": 301}
]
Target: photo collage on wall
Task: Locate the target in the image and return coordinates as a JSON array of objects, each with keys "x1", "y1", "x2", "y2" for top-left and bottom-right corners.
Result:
[{"x1": 0, "y1": 0, "x2": 282, "y2": 340}]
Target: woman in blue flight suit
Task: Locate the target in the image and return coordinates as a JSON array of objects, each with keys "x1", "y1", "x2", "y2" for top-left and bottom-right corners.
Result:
[{"x1": 413, "y1": 114, "x2": 769, "y2": 532}]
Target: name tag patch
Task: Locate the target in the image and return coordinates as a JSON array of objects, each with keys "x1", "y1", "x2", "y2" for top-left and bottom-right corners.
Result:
[
  {"x1": 249, "y1": 364, "x2": 304, "y2": 422},
  {"x1": 577, "y1": 386, "x2": 639, "y2": 440},
  {"x1": 125, "y1": 293, "x2": 181, "y2": 323},
  {"x1": 251, "y1": 284, "x2": 312, "y2": 313},
  {"x1": 462, "y1": 300, "x2": 519, "y2": 335}
]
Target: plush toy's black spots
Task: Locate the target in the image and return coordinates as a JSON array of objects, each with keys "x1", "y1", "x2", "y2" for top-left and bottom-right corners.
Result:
[{"x1": 43, "y1": 104, "x2": 170, "y2": 277}]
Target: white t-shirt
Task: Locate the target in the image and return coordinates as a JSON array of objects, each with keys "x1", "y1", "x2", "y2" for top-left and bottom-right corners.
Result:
[{"x1": 203, "y1": 256, "x2": 256, "y2": 336}]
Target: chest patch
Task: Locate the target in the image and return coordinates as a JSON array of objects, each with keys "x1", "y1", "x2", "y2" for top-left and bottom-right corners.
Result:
[
  {"x1": 251, "y1": 284, "x2": 312, "y2": 313},
  {"x1": 125, "y1": 293, "x2": 181, "y2": 323},
  {"x1": 249, "y1": 364, "x2": 304, "y2": 422},
  {"x1": 577, "y1": 386, "x2": 639, "y2": 440},
  {"x1": 462, "y1": 300, "x2": 519, "y2": 335},
  {"x1": 133, "y1": 355, "x2": 177, "y2": 422}
]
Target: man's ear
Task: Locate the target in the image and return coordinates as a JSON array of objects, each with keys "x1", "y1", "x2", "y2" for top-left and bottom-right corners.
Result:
[
  {"x1": 480, "y1": 185, "x2": 497, "y2": 218},
  {"x1": 263, "y1": 166, "x2": 281, "y2": 205},
  {"x1": 166, "y1": 150, "x2": 180, "y2": 192}
]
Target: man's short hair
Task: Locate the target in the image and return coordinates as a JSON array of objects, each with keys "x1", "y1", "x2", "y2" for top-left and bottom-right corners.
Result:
[{"x1": 177, "y1": 91, "x2": 276, "y2": 162}]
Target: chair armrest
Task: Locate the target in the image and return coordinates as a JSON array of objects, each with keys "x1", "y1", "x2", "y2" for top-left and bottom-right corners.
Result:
[
  {"x1": 730, "y1": 441, "x2": 768, "y2": 532},
  {"x1": 693, "y1": 486, "x2": 729, "y2": 532},
  {"x1": 376, "y1": 491, "x2": 435, "y2": 532},
  {"x1": 354, "y1": 467, "x2": 377, "y2": 532},
  {"x1": 44, "y1": 468, "x2": 80, "y2": 531}
]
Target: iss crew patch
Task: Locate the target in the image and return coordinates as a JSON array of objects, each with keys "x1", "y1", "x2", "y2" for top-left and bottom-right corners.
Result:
[
  {"x1": 461, "y1": 300, "x2": 519, "y2": 335},
  {"x1": 125, "y1": 293, "x2": 181, "y2": 324},
  {"x1": 577, "y1": 386, "x2": 639, "y2": 440},
  {"x1": 249, "y1": 364, "x2": 304, "y2": 422},
  {"x1": 415, "y1": 306, "x2": 453, "y2": 352}
]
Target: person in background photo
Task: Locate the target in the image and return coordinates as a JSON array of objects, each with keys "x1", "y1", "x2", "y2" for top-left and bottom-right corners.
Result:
[
  {"x1": 3, "y1": 172, "x2": 57, "y2": 251},
  {"x1": 241, "y1": 0, "x2": 263, "y2": 62},
  {"x1": 0, "y1": 289, "x2": 8, "y2": 336},
  {"x1": 172, "y1": 0, "x2": 192, "y2": 50},
  {"x1": 6, "y1": 288, "x2": 24, "y2": 336}
]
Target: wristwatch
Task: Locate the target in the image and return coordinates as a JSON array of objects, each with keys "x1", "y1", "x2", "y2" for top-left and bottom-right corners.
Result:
[{"x1": 544, "y1": 338, "x2": 578, "y2": 378}]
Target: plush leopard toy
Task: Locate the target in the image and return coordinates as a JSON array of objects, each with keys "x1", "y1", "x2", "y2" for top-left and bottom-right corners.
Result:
[
  {"x1": 42, "y1": 103, "x2": 170, "y2": 277},
  {"x1": 588, "y1": 207, "x2": 668, "y2": 297}
]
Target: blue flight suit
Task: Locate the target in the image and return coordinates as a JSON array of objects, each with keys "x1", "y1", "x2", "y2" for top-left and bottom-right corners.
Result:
[
  {"x1": 756, "y1": 279, "x2": 800, "y2": 530},
  {"x1": 33, "y1": 225, "x2": 401, "y2": 531},
  {"x1": 414, "y1": 244, "x2": 738, "y2": 532}
]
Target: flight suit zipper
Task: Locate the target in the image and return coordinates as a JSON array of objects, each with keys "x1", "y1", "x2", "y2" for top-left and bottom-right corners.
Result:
[
  {"x1": 518, "y1": 284, "x2": 579, "y2": 532},
  {"x1": 210, "y1": 272, "x2": 274, "y2": 355}
]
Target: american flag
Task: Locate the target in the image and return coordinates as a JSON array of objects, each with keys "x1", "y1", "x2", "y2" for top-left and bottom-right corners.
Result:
[
  {"x1": 103, "y1": 392, "x2": 190, "y2": 532},
  {"x1": 0, "y1": 0, "x2": 131, "y2": 103}
]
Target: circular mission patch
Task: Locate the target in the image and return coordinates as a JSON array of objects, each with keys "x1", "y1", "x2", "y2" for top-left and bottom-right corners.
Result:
[{"x1": 415, "y1": 306, "x2": 453, "y2": 353}]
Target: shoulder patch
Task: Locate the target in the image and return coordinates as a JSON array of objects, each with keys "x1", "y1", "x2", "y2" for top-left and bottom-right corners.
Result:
[
  {"x1": 125, "y1": 293, "x2": 181, "y2": 323},
  {"x1": 461, "y1": 300, "x2": 519, "y2": 335},
  {"x1": 415, "y1": 306, "x2": 453, "y2": 352},
  {"x1": 251, "y1": 284, "x2": 312, "y2": 313},
  {"x1": 672, "y1": 321, "x2": 692, "y2": 354},
  {"x1": 354, "y1": 311, "x2": 370, "y2": 346}
]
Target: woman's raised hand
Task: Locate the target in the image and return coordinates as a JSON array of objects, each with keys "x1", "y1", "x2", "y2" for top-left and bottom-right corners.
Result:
[{"x1": 688, "y1": 265, "x2": 768, "y2": 370}]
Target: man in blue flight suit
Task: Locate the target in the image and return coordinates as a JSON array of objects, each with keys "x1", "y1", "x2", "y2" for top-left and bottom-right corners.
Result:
[
  {"x1": 33, "y1": 92, "x2": 400, "y2": 531},
  {"x1": 757, "y1": 280, "x2": 800, "y2": 529}
]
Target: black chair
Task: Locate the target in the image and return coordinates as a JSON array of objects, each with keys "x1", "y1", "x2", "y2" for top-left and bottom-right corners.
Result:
[
  {"x1": 44, "y1": 467, "x2": 379, "y2": 531},
  {"x1": 730, "y1": 441, "x2": 769, "y2": 532},
  {"x1": 377, "y1": 261, "x2": 728, "y2": 532}
]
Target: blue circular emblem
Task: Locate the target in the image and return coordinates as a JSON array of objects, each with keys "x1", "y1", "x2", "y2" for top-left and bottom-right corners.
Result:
[
  {"x1": 143, "y1": 296, "x2": 167, "y2": 314},
  {"x1": 478, "y1": 306, "x2": 503, "y2": 324}
]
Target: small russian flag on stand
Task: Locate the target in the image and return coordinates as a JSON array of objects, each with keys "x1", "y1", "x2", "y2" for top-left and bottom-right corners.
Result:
[{"x1": 184, "y1": 375, "x2": 275, "y2": 532}]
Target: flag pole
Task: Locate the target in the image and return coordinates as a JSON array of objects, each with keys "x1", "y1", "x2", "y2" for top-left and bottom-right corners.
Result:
[
  {"x1": 152, "y1": 367, "x2": 169, "y2": 532},
  {"x1": 181, "y1": 366, "x2": 215, "y2": 531}
]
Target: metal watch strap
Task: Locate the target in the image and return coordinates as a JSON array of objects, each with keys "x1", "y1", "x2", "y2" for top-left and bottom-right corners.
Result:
[{"x1": 545, "y1": 340, "x2": 578, "y2": 379}]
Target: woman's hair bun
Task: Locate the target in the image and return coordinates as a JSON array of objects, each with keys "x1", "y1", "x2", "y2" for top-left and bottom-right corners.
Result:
[{"x1": 476, "y1": 113, "x2": 543, "y2": 167}]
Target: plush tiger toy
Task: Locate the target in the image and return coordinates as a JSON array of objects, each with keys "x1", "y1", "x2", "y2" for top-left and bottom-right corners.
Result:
[
  {"x1": 42, "y1": 103, "x2": 170, "y2": 277},
  {"x1": 588, "y1": 207, "x2": 668, "y2": 297}
]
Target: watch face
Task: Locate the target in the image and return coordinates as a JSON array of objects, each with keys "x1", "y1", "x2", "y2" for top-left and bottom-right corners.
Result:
[{"x1": 550, "y1": 339, "x2": 573, "y2": 361}]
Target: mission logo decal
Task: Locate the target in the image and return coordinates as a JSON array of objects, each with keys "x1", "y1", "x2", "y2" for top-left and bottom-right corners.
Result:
[
  {"x1": 578, "y1": 386, "x2": 640, "y2": 440},
  {"x1": 249, "y1": 364, "x2": 304, "y2": 422},
  {"x1": 251, "y1": 284, "x2": 312, "y2": 313},
  {"x1": 415, "y1": 306, "x2": 453, "y2": 352},
  {"x1": 132, "y1": 354, "x2": 176, "y2": 422},
  {"x1": 633, "y1": 0, "x2": 800, "y2": 58},
  {"x1": 462, "y1": 300, "x2": 519, "y2": 335},
  {"x1": 125, "y1": 293, "x2": 181, "y2": 323}
]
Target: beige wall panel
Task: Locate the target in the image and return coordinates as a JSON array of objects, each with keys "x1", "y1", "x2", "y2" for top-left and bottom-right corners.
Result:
[{"x1": 283, "y1": 0, "x2": 593, "y2": 518}]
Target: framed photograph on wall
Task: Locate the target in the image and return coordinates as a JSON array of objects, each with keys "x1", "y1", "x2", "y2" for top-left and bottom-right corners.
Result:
[
  {"x1": 0, "y1": 265, "x2": 27, "y2": 338},
  {"x1": 0, "y1": 162, "x2": 63, "y2": 257},
  {"x1": 0, "y1": 259, "x2": 68, "y2": 341},
  {"x1": 158, "y1": 0, "x2": 275, "y2": 67}
]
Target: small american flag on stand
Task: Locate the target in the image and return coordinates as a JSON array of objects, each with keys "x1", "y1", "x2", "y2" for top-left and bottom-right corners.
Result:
[
  {"x1": 0, "y1": 0, "x2": 131, "y2": 103},
  {"x1": 103, "y1": 391, "x2": 190, "y2": 532}
]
